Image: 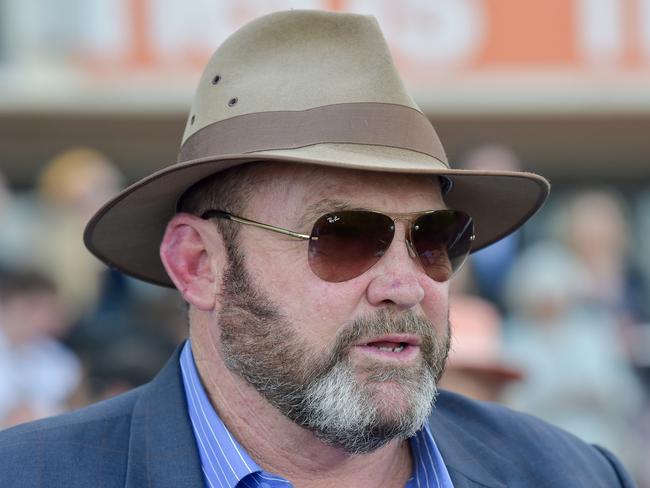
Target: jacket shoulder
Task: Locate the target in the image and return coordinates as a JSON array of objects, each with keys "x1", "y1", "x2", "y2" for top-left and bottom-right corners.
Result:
[
  {"x1": 0, "y1": 386, "x2": 144, "y2": 488},
  {"x1": 432, "y1": 390, "x2": 636, "y2": 487}
]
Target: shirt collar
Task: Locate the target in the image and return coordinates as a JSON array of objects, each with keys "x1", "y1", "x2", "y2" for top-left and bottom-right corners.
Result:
[{"x1": 180, "y1": 341, "x2": 262, "y2": 487}]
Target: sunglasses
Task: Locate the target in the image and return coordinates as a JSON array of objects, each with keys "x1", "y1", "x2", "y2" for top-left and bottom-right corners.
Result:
[{"x1": 201, "y1": 209, "x2": 475, "y2": 283}]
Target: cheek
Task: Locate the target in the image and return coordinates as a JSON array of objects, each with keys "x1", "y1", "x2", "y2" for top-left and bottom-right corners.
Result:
[
  {"x1": 244, "y1": 243, "x2": 364, "y2": 340},
  {"x1": 284, "y1": 279, "x2": 365, "y2": 345},
  {"x1": 419, "y1": 279, "x2": 450, "y2": 328},
  {"x1": 273, "y1": 278, "x2": 367, "y2": 347}
]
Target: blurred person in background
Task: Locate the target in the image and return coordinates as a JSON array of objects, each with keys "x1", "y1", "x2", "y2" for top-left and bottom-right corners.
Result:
[
  {"x1": 563, "y1": 189, "x2": 649, "y2": 327},
  {"x1": 439, "y1": 261, "x2": 523, "y2": 403},
  {"x1": 33, "y1": 147, "x2": 163, "y2": 362},
  {"x1": 0, "y1": 172, "x2": 10, "y2": 275},
  {"x1": 35, "y1": 147, "x2": 183, "y2": 393},
  {"x1": 0, "y1": 269, "x2": 81, "y2": 428},
  {"x1": 0, "y1": 172, "x2": 9, "y2": 224},
  {"x1": 441, "y1": 289, "x2": 523, "y2": 402},
  {"x1": 502, "y1": 241, "x2": 646, "y2": 476},
  {"x1": 35, "y1": 147, "x2": 125, "y2": 324},
  {"x1": 70, "y1": 333, "x2": 174, "y2": 408},
  {"x1": 562, "y1": 189, "x2": 650, "y2": 485},
  {"x1": 561, "y1": 189, "x2": 650, "y2": 390}
]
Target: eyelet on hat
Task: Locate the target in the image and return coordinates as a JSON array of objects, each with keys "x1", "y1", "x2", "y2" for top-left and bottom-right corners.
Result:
[
  {"x1": 228, "y1": 98, "x2": 238, "y2": 107},
  {"x1": 190, "y1": 115, "x2": 196, "y2": 125},
  {"x1": 212, "y1": 75, "x2": 221, "y2": 85}
]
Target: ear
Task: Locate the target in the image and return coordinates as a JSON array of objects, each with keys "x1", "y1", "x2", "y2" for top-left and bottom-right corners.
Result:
[{"x1": 159, "y1": 213, "x2": 226, "y2": 310}]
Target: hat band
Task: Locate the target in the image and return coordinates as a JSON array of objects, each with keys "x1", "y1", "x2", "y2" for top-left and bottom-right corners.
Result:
[{"x1": 178, "y1": 102, "x2": 447, "y2": 164}]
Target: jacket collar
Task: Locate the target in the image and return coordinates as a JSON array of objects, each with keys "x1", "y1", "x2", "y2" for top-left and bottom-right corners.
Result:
[
  {"x1": 125, "y1": 346, "x2": 204, "y2": 488},
  {"x1": 428, "y1": 391, "x2": 507, "y2": 488}
]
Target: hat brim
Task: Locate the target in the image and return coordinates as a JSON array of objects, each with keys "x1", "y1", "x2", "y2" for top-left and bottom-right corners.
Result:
[
  {"x1": 449, "y1": 363, "x2": 525, "y2": 382},
  {"x1": 84, "y1": 149, "x2": 549, "y2": 287}
]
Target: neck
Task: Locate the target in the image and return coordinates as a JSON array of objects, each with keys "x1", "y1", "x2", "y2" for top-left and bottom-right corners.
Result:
[{"x1": 189, "y1": 324, "x2": 414, "y2": 488}]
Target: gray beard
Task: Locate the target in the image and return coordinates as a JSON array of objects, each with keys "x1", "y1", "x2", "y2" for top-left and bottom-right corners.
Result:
[{"x1": 217, "y1": 250, "x2": 450, "y2": 454}]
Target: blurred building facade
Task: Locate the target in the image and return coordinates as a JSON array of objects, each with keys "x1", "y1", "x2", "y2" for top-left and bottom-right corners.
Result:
[{"x1": 1, "y1": 0, "x2": 649, "y2": 187}]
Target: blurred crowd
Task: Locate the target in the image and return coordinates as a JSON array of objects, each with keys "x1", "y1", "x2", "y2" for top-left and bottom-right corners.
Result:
[
  {"x1": 0, "y1": 148, "x2": 184, "y2": 426},
  {"x1": 0, "y1": 144, "x2": 649, "y2": 485},
  {"x1": 444, "y1": 145, "x2": 650, "y2": 486}
]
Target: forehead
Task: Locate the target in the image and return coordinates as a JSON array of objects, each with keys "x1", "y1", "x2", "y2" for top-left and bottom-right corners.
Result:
[
  {"x1": 246, "y1": 162, "x2": 444, "y2": 222},
  {"x1": 253, "y1": 163, "x2": 442, "y2": 201}
]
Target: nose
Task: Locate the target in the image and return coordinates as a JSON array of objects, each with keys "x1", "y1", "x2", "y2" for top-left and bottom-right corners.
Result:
[{"x1": 365, "y1": 222, "x2": 426, "y2": 310}]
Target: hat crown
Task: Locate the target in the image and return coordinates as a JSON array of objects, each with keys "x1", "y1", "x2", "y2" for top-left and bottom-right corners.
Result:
[{"x1": 182, "y1": 10, "x2": 419, "y2": 145}]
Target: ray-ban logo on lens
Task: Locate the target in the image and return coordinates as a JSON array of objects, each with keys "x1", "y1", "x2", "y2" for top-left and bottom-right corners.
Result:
[{"x1": 327, "y1": 216, "x2": 340, "y2": 223}]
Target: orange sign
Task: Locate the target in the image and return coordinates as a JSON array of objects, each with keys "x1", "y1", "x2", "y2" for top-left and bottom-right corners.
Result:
[{"x1": 77, "y1": 0, "x2": 650, "y2": 84}]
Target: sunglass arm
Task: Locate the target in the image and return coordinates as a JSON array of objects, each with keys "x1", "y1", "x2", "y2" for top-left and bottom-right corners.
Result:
[{"x1": 203, "y1": 210, "x2": 311, "y2": 240}]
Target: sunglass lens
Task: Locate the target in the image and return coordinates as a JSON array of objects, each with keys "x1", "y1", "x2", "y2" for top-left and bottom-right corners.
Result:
[
  {"x1": 411, "y1": 210, "x2": 474, "y2": 282},
  {"x1": 308, "y1": 211, "x2": 394, "y2": 282}
]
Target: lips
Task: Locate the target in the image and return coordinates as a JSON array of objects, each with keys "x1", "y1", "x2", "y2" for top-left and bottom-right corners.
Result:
[{"x1": 359, "y1": 334, "x2": 421, "y2": 348}]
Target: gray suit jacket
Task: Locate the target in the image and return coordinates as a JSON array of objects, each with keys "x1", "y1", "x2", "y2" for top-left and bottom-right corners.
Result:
[{"x1": 0, "y1": 347, "x2": 636, "y2": 487}]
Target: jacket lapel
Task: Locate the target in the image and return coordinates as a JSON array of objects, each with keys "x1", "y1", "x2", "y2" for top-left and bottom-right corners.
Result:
[
  {"x1": 428, "y1": 393, "x2": 507, "y2": 488},
  {"x1": 124, "y1": 347, "x2": 205, "y2": 488}
]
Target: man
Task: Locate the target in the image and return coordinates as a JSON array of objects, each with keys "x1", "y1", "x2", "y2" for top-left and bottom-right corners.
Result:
[
  {"x1": 0, "y1": 10, "x2": 635, "y2": 487},
  {"x1": 0, "y1": 270, "x2": 80, "y2": 428}
]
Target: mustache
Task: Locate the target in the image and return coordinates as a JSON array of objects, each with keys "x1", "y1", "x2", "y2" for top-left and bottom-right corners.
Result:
[{"x1": 319, "y1": 309, "x2": 447, "y2": 371}]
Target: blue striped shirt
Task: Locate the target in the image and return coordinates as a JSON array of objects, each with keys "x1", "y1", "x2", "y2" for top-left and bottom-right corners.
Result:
[{"x1": 180, "y1": 341, "x2": 454, "y2": 488}]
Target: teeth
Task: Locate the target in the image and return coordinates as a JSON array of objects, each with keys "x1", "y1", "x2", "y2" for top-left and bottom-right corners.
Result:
[{"x1": 376, "y1": 344, "x2": 405, "y2": 353}]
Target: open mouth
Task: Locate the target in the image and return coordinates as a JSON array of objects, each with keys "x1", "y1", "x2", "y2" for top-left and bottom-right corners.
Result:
[
  {"x1": 367, "y1": 341, "x2": 408, "y2": 353},
  {"x1": 353, "y1": 335, "x2": 421, "y2": 362}
]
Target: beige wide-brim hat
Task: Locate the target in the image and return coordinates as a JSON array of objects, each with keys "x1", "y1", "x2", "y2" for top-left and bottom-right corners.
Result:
[{"x1": 84, "y1": 10, "x2": 550, "y2": 287}]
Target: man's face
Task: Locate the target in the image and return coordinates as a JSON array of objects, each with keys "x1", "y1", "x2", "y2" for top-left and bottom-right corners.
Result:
[{"x1": 213, "y1": 164, "x2": 451, "y2": 453}]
